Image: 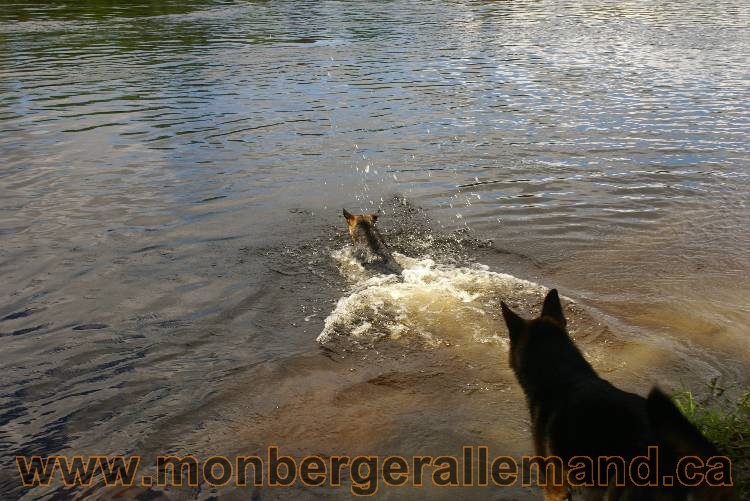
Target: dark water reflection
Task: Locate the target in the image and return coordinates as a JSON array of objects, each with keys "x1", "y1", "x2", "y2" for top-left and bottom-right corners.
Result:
[{"x1": 1, "y1": 1, "x2": 749, "y2": 498}]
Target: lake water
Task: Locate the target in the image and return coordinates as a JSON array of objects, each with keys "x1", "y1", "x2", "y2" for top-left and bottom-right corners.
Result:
[{"x1": 1, "y1": 1, "x2": 749, "y2": 498}]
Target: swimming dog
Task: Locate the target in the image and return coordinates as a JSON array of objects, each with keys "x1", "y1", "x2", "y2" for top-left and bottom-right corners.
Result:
[
  {"x1": 501, "y1": 289, "x2": 735, "y2": 500},
  {"x1": 342, "y1": 209, "x2": 402, "y2": 275}
]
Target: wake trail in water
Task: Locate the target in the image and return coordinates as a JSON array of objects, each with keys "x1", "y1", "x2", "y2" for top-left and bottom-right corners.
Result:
[{"x1": 317, "y1": 246, "x2": 550, "y2": 348}]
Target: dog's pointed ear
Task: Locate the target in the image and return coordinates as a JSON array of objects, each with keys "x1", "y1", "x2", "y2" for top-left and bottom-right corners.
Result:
[
  {"x1": 647, "y1": 387, "x2": 718, "y2": 459},
  {"x1": 501, "y1": 302, "x2": 526, "y2": 341},
  {"x1": 343, "y1": 209, "x2": 354, "y2": 221},
  {"x1": 541, "y1": 289, "x2": 566, "y2": 326}
]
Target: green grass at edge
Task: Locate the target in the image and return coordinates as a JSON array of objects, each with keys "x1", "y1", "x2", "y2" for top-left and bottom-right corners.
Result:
[{"x1": 672, "y1": 385, "x2": 750, "y2": 497}]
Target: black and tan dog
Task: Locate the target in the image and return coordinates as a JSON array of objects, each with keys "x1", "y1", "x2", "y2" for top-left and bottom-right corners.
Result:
[
  {"x1": 501, "y1": 290, "x2": 735, "y2": 500},
  {"x1": 342, "y1": 209, "x2": 402, "y2": 275}
]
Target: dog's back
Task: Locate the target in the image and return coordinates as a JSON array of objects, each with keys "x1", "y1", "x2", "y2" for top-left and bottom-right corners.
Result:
[
  {"x1": 342, "y1": 209, "x2": 402, "y2": 275},
  {"x1": 501, "y1": 290, "x2": 736, "y2": 500}
]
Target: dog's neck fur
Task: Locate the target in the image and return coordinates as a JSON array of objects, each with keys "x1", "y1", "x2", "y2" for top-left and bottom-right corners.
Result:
[
  {"x1": 511, "y1": 319, "x2": 601, "y2": 401},
  {"x1": 347, "y1": 219, "x2": 402, "y2": 275},
  {"x1": 351, "y1": 222, "x2": 388, "y2": 259}
]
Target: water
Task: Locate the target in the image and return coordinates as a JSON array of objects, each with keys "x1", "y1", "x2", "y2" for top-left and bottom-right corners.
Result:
[{"x1": 1, "y1": 1, "x2": 749, "y2": 498}]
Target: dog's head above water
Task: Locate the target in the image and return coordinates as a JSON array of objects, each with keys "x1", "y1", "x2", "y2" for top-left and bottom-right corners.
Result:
[
  {"x1": 342, "y1": 208, "x2": 402, "y2": 275},
  {"x1": 342, "y1": 209, "x2": 378, "y2": 242}
]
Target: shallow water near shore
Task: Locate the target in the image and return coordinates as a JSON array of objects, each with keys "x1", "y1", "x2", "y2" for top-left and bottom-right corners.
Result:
[{"x1": 1, "y1": 0, "x2": 749, "y2": 498}]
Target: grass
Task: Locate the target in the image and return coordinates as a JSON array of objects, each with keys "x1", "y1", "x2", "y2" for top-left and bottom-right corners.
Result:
[{"x1": 672, "y1": 380, "x2": 750, "y2": 497}]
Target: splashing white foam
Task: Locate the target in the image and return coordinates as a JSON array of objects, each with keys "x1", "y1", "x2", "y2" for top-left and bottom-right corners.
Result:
[{"x1": 317, "y1": 247, "x2": 548, "y2": 348}]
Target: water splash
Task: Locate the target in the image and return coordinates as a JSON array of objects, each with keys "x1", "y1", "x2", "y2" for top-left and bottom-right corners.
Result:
[{"x1": 317, "y1": 246, "x2": 548, "y2": 347}]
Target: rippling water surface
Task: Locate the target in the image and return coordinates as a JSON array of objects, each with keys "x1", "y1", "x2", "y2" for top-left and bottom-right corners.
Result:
[{"x1": 1, "y1": 1, "x2": 749, "y2": 498}]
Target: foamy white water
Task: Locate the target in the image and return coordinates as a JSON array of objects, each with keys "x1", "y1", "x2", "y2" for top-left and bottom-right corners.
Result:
[{"x1": 317, "y1": 247, "x2": 549, "y2": 347}]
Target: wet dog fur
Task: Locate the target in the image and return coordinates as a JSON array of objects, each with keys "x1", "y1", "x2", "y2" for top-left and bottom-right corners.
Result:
[
  {"x1": 342, "y1": 209, "x2": 402, "y2": 275},
  {"x1": 501, "y1": 289, "x2": 736, "y2": 500}
]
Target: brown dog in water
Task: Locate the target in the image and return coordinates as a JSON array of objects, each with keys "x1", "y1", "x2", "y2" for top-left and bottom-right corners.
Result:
[
  {"x1": 501, "y1": 289, "x2": 735, "y2": 500},
  {"x1": 342, "y1": 209, "x2": 402, "y2": 275}
]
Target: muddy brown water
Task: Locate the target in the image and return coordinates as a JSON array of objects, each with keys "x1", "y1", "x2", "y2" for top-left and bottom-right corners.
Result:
[{"x1": 1, "y1": 1, "x2": 749, "y2": 499}]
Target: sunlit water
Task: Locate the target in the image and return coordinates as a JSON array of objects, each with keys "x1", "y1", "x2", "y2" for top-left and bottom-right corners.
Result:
[{"x1": 1, "y1": 1, "x2": 749, "y2": 498}]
